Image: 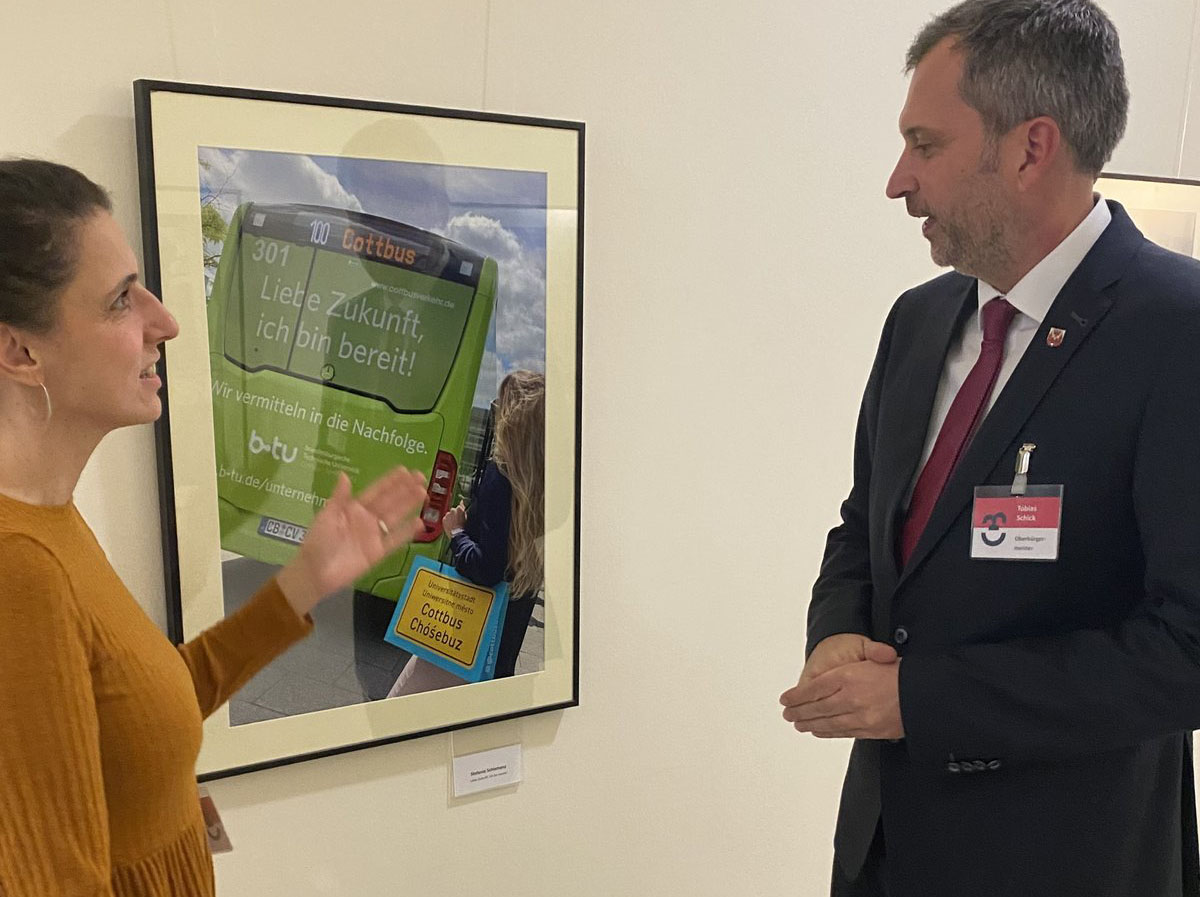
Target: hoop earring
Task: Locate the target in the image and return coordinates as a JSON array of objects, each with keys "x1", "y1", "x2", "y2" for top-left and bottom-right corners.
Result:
[{"x1": 39, "y1": 382, "x2": 52, "y2": 423}]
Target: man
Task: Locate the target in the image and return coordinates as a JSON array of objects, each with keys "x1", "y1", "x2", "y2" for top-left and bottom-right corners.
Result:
[{"x1": 779, "y1": 2, "x2": 1200, "y2": 895}]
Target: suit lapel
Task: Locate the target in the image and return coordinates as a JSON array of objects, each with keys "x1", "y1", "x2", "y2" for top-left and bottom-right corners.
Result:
[
  {"x1": 872, "y1": 278, "x2": 977, "y2": 603},
  {"x1": 896, "y1": 202, "x2": 1145, "y2": 588}
]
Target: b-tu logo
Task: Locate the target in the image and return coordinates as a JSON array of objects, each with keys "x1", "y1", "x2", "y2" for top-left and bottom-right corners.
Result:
[
  {"x1": 248, "y1": 429, "x2": 298, "y2": 463},
  {"x1": 980, "y1": 511, "x2": 1007, "y2": 547}
]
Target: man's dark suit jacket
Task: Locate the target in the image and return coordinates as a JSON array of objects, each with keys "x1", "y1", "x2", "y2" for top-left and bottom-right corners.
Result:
[{"x1": 808, "y1": 202, "x2": 1200, "y2": 897}]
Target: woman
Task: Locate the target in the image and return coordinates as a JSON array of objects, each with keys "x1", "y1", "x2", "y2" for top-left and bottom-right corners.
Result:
[
  {"x1": 0, "y1": 159, "x2": 428, "y2": 896},
  {"x1": 388, "y1": 370, "x2": 545, "y2": 695}
]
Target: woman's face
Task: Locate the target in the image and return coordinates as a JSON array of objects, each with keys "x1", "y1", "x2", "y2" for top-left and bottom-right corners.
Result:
[{"x1": 31, "y1": 211, "x2": 178, "y2": 434}]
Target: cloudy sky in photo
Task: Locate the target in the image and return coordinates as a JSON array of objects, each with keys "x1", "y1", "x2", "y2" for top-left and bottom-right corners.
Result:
[{"x1": 198, "y1": 146, "x2": 547, "y2": 407}]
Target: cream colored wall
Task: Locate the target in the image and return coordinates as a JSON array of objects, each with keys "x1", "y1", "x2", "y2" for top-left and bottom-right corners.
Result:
[{"x1": 2, "y1": 0, "x2": 1195, "y2": 893}]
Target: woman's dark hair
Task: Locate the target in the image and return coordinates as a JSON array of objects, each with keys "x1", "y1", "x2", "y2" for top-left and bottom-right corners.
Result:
[{"x1": 0, "y1": 159, "x2": 112, "y2": 332}]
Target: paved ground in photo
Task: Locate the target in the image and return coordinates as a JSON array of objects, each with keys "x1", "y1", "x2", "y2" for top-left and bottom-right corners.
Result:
[{"x1": 222, "y1": 557, "x2": 544, "y2": 726}]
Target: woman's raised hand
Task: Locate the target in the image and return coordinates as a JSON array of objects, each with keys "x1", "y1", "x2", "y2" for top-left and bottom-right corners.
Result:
[{"x1": 276, "y1": 467, "x2": 428, "y2": 617}]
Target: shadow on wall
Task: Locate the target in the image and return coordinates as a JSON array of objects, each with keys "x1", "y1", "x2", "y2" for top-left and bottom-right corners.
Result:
[{"x1": 57, "y1": 113, "x2": 143, "y2": 236}]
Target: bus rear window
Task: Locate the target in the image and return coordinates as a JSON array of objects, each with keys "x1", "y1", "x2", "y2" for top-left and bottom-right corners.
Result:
[{"x1": 221, "y1": 205, "x2": 480, "y2": 413}]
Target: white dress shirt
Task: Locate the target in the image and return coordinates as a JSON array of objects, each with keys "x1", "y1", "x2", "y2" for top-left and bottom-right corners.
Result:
[{"x1": 907, "y1": 196, "x2": 1112, "y2": 501}]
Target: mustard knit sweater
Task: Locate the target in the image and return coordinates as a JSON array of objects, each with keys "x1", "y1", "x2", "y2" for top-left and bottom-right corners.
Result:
[{"x1": 0, "y1": 491, "x2": 313, "y2": 895}]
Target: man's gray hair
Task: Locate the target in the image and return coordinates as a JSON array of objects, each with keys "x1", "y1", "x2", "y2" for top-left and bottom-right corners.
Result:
[{"x1": 906, "y1": 0, "x2": 1128, "y2": 176}]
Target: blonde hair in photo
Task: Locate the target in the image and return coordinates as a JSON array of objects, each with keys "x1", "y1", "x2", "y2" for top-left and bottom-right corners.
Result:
[{"x1": 491, "y1": 370, "x2": 545, "y2": 598}]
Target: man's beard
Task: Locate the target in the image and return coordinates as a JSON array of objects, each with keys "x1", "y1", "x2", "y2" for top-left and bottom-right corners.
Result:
[
  {"x1": 929, "y1": 179, "x2": 1014, "y2": 281},
  {"x1": 930, "y1": 212, "x2": 1011, "y2": 277}
]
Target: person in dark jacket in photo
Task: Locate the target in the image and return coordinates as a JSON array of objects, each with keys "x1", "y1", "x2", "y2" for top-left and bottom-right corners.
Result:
[{"x1": 389, "y1": 370, "x2": 545, "y2": 695}]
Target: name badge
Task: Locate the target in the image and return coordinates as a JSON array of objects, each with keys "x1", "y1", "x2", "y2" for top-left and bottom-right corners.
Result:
[
  {"x1": 199, "y1": 786, "x2": 233, "y2": 854},
  {"x1": 971, "y1": 484, "x2": 1063, "y2": 561}
]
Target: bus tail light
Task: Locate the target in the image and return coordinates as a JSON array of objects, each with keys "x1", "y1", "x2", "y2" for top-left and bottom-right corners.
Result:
[{"x1": 416, "y1": 451, "x2": 458, "y2": 542}]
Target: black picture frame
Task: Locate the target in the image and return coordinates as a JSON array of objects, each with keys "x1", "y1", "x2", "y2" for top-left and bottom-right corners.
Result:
[{"x1": 134, "y1": 79, "x2": 582, "y2": 779}]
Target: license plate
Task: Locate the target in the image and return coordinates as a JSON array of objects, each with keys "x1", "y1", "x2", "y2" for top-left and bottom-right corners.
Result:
[{"x1": 257, "y1": 516, "x2": 307, "y2": 545}]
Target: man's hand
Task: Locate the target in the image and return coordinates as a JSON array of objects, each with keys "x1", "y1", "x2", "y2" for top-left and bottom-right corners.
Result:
[
  {"x1": 796, "y1": 633, "x2": 891, "y2": 683},
  {"x1": 780, "y1": 635, "x2": 904, "y2": 740}
]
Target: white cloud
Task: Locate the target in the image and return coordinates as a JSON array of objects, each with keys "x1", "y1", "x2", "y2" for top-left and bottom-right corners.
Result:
[
  {"x1": 445, "y1": 213, "x2": 546, "y2": 378},
  {"x1": 198, "y1": 148, "x2": 366, "y2": 297},
  {"x1": 199, "y1": 148, "x2": 364, "y2": 223}
]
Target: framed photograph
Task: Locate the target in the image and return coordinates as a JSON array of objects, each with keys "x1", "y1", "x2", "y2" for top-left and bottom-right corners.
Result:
[
  {"x1": 1099, "y1": 172, "x2": 1200, "y2": 260},
  {"x1": 133, "y1": 80, "x2": 582, "y2": 779}
]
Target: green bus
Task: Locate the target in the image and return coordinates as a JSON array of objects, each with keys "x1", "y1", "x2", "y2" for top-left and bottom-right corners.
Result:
[{"x1": 207, "y1": 202, "x2": 496, "y2": 600}]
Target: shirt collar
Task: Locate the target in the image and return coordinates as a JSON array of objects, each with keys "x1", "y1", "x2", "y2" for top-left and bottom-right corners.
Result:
[{"x1": 976, "y1": 195, "x2": 1112, "y2": 324}]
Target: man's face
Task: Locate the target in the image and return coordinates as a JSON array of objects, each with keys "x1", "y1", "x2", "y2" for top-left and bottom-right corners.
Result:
[{"x1": 885, "y1": 37, "x2": 1016, "y2": 280}]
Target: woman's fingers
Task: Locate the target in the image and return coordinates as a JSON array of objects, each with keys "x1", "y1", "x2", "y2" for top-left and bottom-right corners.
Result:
[
  {"x1": 382, "y1": 517, "x2": 427, "y2": 552},
  {"x1": 356, "y1": 466, "x2": 427, "y2": 523},
  {"x1": 352, "y1": 468, "x2": 429, "y2": 552},
  {"x1": 330, "y1": 470, "x2": 353, "y2": 507}
]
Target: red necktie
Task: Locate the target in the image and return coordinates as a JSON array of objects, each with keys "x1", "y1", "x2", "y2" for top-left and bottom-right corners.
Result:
[{"x1": 899, "y1": 297, "x2": 1018, "y2": 566}]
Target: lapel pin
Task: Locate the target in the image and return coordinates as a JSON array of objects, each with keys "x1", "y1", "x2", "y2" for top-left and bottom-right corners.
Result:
[{"x1": 1046, "y1": 327, "x2": 1066, "y2": 348}]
